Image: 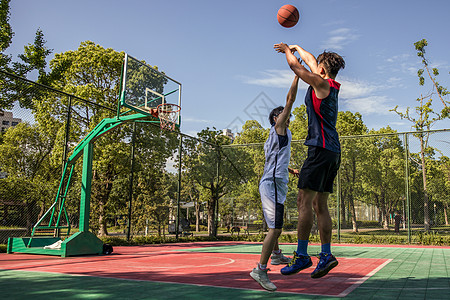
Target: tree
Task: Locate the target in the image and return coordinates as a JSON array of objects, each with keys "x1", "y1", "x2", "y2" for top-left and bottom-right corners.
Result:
[
  {"x1": 0, "y1": 0, "x2": 13, "y2": 71},
  {"x1": 180, "y1": 175, "x2": 204, "y2": 232},
  {"x1": 391, "y1": 39, "x2": 450, "y2": 231},
  {"x1": 426, "y1": 155, "x2": 450, "y2": 226},
  {"x1": 14, "y1": 29, "x2": 52, "y2": 79},
  {"x1": 231, "y1": 120, "x2": 268, "y2": 226},
  {"x1": 414, "y1": 39, "x2": 449, "y2": 117},
  {"x1": 0, "y1": 0, "x2": 52, "y2": 109},
  {"x1": 182, "y1": 128, "x2": 253, "y2": 237},
  {"x1": 336, "y1": 111, "x2": 368, "y2": 232},
  {"x1": 0, "y1": 122, "x2": 59, "y2": 233},
  {"x1": 361, "y1": 127, "x2": 405, "y2": 229}
]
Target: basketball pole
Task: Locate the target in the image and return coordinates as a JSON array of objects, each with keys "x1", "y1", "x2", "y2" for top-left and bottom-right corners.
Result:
[
  {"x1": 176, "y1": 135, "x2": 183, "y2": 240},
  {"x1": 126, "y1": 121, "x2": 137, "y2": 241}
]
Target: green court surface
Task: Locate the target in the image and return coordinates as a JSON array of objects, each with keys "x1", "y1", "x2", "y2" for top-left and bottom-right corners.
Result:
[{"x1": 1, "y1": 243, "x2": 449, "y2": 299}]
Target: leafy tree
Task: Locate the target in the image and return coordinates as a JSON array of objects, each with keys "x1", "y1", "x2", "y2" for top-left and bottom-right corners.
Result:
[
  {"x1": 180, "y1": 175, "x2": 204, "y2": 232},
  {"x1": 130, "y1": 124, "x2": 178, "y2": 236},
  {"x1": 0, "y1": 122, "x2": 59, "y2": 233},
  {"x1": 182, "y1": 128, "x2": 253, "y2": 237},
  {"x1": 414, "y1": 39, "x2": 449, "y2": 118},
  {"x1": 336, "y1": 111, "x2": 368, "y2": 232},
  {"x1": 426, "y1": 155, "x2": 450, "y2": 226},
  {"x1": 35, "y1": 41, "x2": 126, "y2": 235},
  {"x1": 0, "y1": 0, "x2": 13, "y2": 71},
  {"x1": 131, "y1": 171, "x2": 173, "y2": 237},
  {"x1": 230, "y1": 120, "x2": 268, "y2": 226},
  {"x1": 289, "y1": 104, "x2": 308, "y2": 140},
  {"x1": 14, "y1": 29, "x2": 52, "y2": 79},
  {"x1": 0, "y1": 0, "x2": 52, "y2": 109},
  {"x1": 361, "y1": 127, "x2": 405, "y2": 229},
  {"x1": 391, "y1": 39, "x2": 449, "y2": 231}
]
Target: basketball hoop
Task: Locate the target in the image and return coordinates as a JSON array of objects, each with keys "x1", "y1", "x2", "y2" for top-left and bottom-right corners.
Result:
[{"x1": 157, "y1": 103, "x2": 181, "y2": 131}]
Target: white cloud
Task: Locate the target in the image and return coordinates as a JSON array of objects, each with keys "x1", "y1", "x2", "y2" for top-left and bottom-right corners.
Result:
[
  {"x1": 239, "y1": 69, "x2": 309, "y2": 89},
  {"x1": 239, "y1": 72, "x2": 400, "y2": 117},
  {"x1": 338, "y1": 77, "x2": 400, "y2": 116},
  {"x1": 338, "y1": 77, "x2": 378, "y2": 99},
  {"x1": 182, "y1": 117, "x2": 211, "y2": 123},
  {"x1": 341, "y1": 96, "x2": 393, "y2": 115},
  {"x1": 321, "y1": 28, "x2": 359, "y2": 50}
]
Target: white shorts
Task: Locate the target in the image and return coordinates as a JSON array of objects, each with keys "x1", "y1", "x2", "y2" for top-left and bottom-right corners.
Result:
[{"x1": 259, "y1": 178, "x2": 287, "y2": 229}]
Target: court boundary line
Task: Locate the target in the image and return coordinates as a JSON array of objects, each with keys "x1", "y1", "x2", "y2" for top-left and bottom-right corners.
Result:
[
  {"x1": 338, "y1": 258, "x2": 393, "y2": 297},
  {"x1": 1, "y1": 251, "x2": 393, "y2": 297}
]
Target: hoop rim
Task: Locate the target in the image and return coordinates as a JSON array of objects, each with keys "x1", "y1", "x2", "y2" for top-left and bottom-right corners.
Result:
[
  {"x1": 156, "y1": 103, "x2": 181, "y2": 131},
  {"x1": 156, "y1": 103, "x2": 181, "y2": 113}
]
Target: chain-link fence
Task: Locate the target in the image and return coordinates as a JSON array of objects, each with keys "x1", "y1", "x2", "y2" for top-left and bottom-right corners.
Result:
[
  {"x1": 1, "y1": 70, "x2": 449, "y2": 245},
  {"x1": 222, "y1": 128, "x2": 450, "y2": 244}
]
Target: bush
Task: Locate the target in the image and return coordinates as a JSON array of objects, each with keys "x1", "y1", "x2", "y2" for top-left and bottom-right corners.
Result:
[
  {"x1": 283, "y1": 222, "x2": 296, "y2": 231},
  {"x1": 358, "y1": 221, "x2": 382, "y2": 228},
  {"x1": 1, "y1": 230, "x2": 448, "y2": 253}
]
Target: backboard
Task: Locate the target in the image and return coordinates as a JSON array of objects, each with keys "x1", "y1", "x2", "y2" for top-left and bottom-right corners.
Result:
[{"x1": 119, "y1": 54, "x2": 181, "y2": 127}]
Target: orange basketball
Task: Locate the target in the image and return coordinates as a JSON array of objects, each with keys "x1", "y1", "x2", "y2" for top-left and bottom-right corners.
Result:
[{"x1": 277, "y1": 4, "x2": 299, "y2": 28}]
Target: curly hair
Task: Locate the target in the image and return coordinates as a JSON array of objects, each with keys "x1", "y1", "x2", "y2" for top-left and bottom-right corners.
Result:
[{"x1": 317, "y1": 51, "x2": 345, "y2": 78}]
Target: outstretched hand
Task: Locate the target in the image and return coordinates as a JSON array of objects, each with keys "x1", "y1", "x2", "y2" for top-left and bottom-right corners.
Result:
[
  {"x1": 274, "y1": 43, "x2": 290, "y2": 53},
  {"x1": 288, "y1": 168, "x2": 300, "y2": 178}
]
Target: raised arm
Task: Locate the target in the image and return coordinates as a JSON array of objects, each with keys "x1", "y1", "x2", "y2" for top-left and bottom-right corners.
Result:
[
  {"x1": 289, "y1": 45, "x2": 318, "y2": 73},
  {"x1": 275, "y1": 75, "x2": 299, "y2": 135},
  {"x1": 274, "y1": 43, "x2": 330, "y2": 99}
]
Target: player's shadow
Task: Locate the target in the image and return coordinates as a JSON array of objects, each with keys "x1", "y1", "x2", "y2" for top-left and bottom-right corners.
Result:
[{"x1": 2, "y1": 269, "x2": 448, "y2": 299}]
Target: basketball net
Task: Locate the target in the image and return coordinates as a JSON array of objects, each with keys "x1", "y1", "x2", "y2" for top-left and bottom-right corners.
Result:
[{"x1": 157, "y1": 103, "x2": 180, "y2": 131}]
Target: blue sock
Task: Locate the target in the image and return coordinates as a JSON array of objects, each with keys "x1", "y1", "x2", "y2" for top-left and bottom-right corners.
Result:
[
  {"x1": 296, "y1": 240, "x2": 308, "y2": 256},
  {"x1": 321, "y1": 243, "x2": 331, "y2": 254}
]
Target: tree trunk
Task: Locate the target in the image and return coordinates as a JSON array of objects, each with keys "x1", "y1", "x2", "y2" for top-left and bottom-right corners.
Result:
[
  {"x1": 97, "y1": 200, "x2": 108, "y2": 236},
  {"x1": 340, "y1": 193, "x2": 346, "y2": 225},
  {"x1": 195, "y1": 201, "x2": 200, "y2": 232},
  {"x1": 349, "y1": 195, "x2": 358, "y2": 233},
  {"x1": 444, "y1": 204, "x2": 448, "y2": 226},
  {"x1": 380, "y1": 192, "x2": 389, "y2": 230},
  {"x1": 25, "y1": 200, "x2": 37, "y2": 236},
  {"x1": 419, "y1": 135, "x2": 430, "y2": 231},
  {"x1": 207, "y1": 197, "x2": 216, "y2": 237},
  {"x1": 350, "y1": 160, "x2": 358, "y2": 232},
  {"x1": 157, "y1": 222, "x2": 161, "y2": 237},
  {"x1": 94, "y1": 169, "x2": 113, "y2": 237}
]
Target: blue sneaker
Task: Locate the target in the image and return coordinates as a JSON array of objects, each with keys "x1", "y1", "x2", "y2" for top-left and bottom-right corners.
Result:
[
  {"x1": 311, "y1": 252, "x2": 338, "y2": 278},
  {"x1": 280, "y1": 252, "x2": 312, "y2": 275}
]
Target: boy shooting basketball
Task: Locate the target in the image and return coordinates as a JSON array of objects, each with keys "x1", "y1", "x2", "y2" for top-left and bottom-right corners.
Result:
[
  {"x1": 250, "y1": 75, "x2": 300, "y2": 292},
  {"x1": 274, "y1": 43, "x2": 345, "y2": 279}
]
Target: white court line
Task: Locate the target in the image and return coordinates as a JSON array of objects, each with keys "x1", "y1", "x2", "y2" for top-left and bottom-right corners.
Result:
[
  {"x1": 117, "y1": 252, "x2": 237, "y2": 270},
  {"x1": 145, "y1": 255, "x2": 236, "y2": 269},
  {"x1": 337, "y1": 258, "x2": 393, "y2": 297}
]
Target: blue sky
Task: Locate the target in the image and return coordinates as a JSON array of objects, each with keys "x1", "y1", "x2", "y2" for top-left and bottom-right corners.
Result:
[{"x1": 7, "y1": 0, "x2": 450, "y2": 137}]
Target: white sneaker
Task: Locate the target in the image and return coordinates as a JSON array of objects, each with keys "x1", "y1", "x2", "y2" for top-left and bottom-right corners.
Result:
[
  {"x1": 250, "y1": 267, "x2": 277, "y2": 292},
  {"x1": 270, "y1": 251, "x2": 291, "y2": 265}
]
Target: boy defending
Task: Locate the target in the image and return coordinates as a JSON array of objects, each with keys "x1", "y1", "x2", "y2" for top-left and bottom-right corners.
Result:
[
  {"x1": 274, "y1": 43, "x2": 345, "y2": 279},
  {"x1": 250, "y1": 75, "x2": 300, "y2": 291}
]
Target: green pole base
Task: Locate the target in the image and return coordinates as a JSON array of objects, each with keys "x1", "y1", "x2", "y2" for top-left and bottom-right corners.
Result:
[{"x1": 7, "y1": 231, "x2": 103, "y2": 258}]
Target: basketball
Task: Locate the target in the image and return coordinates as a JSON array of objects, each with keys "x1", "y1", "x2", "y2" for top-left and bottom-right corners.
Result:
[{"x1": 277, "y1": 4, "x2": 299, "y2": 28}]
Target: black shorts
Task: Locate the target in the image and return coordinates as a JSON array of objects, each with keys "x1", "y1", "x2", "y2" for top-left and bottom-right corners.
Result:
[{"x1": 298, "y1": 146, "x2": 341, "y2": 193}]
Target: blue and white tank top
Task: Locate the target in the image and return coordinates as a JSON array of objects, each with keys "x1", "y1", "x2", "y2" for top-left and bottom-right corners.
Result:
[{"x1": 260, "y1": 126, "x2": 292, "y2": 184}]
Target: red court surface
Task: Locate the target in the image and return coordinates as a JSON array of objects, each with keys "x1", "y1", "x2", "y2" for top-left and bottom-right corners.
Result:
[{"x1": 1, "y1": 242, "x2": 391, "y2": 297}]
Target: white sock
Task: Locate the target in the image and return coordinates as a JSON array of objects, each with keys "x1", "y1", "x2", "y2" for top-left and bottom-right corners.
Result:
[{"x1": 258, "y1": 263, "x2": 267, "y2": 270}]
